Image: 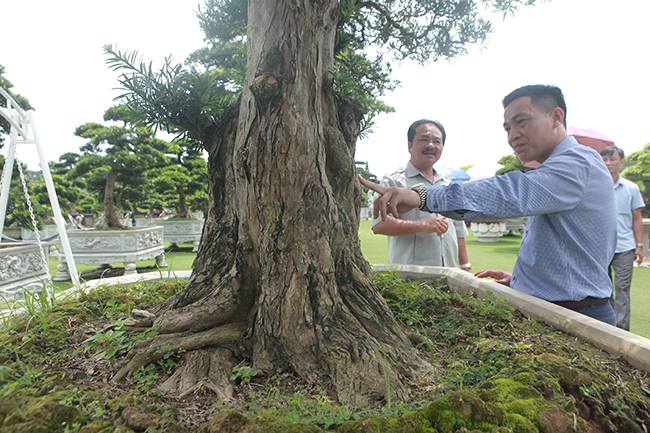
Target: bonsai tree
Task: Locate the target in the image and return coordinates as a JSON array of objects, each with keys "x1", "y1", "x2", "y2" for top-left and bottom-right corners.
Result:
[
  {"x1": 356, "y1": 160, "x2": 378, "y2": 207},
  {"x1": 0, "y1": 156, "x2": 50, "y2": 229},
  {"x1": 73, "y1": 106, "x2": 171, "y2": 228},
  {"x1": 147, "y1": 146, "x2": 208, "y2": 219},
  {"x1": 496, "y1": 154, "x2": 536, "y2": 175}
]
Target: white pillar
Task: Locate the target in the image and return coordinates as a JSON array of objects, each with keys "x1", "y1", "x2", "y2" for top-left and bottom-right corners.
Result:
[{"x1": 27, "y1": 111, "x2": 80, "y2": 288}]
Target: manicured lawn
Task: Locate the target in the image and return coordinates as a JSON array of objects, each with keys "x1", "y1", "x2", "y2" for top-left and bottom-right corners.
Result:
[{"x1": 359, "y1": 220, "x2": 650, "y2": 339}]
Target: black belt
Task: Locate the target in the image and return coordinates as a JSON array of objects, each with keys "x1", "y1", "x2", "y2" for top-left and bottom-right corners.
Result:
[{"x1": 551, "y1": 297, "x2": 610, "y2": 309}]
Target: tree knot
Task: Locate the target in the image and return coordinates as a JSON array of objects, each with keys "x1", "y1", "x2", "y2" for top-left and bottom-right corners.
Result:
[{"x1": 251, "y1": 73, "x2": 282, "y2": 100}]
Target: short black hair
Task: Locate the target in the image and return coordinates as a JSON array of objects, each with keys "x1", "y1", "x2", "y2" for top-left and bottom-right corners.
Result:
[
  {"x1": 502, "y1": 85, "x2": 567, "y2": 127},
  {"x1": 407, "y1": 119, "x2": 446, "y2": 145},
  {"x1": 601, "y1": 145, "x2": 624, "y2": 159}
]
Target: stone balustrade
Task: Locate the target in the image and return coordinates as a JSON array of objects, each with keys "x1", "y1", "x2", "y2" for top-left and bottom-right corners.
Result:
[
  {"x1": 136, "y1": 218, "x2": 204, "y2": 252},
  {"x1": 470, "y1": 219, "x2": 508, "y2": 242},
  {"x1": 0, "y1": 243, "x2": 52, "y2": 301},
  {"x1": 642, "y1": 218, "x2": 650, "y2": 259},
  {"x1": 55, "y1": 226, "x2": 166, "y2": 281}
]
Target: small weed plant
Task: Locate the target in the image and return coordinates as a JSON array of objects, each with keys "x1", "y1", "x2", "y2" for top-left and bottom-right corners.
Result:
[{"x1": 231, "y1": 365, "x2": 258, "y2": 385}]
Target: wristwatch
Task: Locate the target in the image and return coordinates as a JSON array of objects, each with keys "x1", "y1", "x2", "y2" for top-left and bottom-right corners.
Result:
[
  {"x1": 460, "y1": 262, "x2": 472, "y2": 270},
  {"x1": 637, "y1": 244, "x2": 644, "y2": 248},
  {"x1": 411, "y1": 183, "x2": 428, "y2": 211}
]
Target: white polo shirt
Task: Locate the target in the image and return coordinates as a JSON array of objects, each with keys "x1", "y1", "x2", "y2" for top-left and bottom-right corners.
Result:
[{"x1": 371, "y1": 161, "x2": 468, "y2": 267}]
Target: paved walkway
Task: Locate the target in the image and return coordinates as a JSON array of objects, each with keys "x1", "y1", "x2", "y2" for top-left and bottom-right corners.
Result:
[{"x1": 0, "y1": 270, "x2": 193, "y2": 319}]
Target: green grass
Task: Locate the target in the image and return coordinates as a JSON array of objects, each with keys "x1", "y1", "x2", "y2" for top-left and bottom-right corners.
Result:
[
  {"x1": 630, "y1": 268, "x2": 650, "y2": 337},
  {"x1": 359, "y1": 220, "x2": 650, "y2": 339}
]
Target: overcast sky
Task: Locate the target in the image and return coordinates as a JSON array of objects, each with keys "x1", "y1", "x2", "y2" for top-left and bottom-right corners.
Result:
[{"x1": 2, "y1": 0, "x2": 649, "y2": 179}]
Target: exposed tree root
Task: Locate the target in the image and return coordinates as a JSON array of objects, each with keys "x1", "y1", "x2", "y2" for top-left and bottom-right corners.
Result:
[
  {"x1": 112, "y1": 322, "x2": 245, "y2": 383},
  {"x1": 159, "y1": 348, "x2": 237, "y2": 399}
]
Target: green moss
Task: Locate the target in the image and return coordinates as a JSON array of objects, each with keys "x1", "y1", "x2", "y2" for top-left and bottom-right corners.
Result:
[
  {"x1": 0, "y1": 403, "x2": 12, "y2": 426},
  {"x1": 503, "y1": 399, "x2": 544, "y2": 420},
  {"x1": 153, "y1": 282, "x2": 182, "y2": 299},
  {"x1": 554, "y1": 365, "x2": 592, "y2": 391},
  {"x1": 107, "y1": 394, "x2": 142, "y2": 412},
  {"x1": 249, "y1": 412, "x2": 323, "y2": 432},
  {"x1": 339, "y1": 410, "x2": 435, "y2": 432},
  {"x1": 536, "y1": 405, "x2": 586, "y2": 432},
  {"x1": 78, "y1": 421, "x2": 114, "y2": 433},
  {"x1": 481, "y1": 378, "x2": 526, "y2": 403},
  {"x1": 207, "y1": 408, "x2": 249, "y2": 433},
  {"x1": 206, "y1": 410, "x2": 323, "y2": 433},
  {"x1": 1, "y1": 391, "x2": 86, "y2": 432},
  {"x1": 502, "y1": 413, "x2": 537, "y2": 433},
  {"x1": 425, "y1": 390, "x2": 505, "y2": 432}
]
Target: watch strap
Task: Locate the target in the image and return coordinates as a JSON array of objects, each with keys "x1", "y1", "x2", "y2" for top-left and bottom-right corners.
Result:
[{"x1": 411, "y1": 183, "x2": 428, "y2": 211}]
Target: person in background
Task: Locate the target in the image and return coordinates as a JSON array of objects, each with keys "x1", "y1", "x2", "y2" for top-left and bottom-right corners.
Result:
[
  {"x1": 360, "y1": 84, "x2": 617, "y2": 325},
  {"x1": 601, "y1": 146, "x2": 645, "y2": 331},
  {"x1": 370, "y1": 119, "x2": 470, "y2": 270}
]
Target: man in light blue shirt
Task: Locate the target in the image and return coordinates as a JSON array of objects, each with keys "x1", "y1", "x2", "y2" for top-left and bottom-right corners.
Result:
[
  {"x1": 601, "y1": 146, "x2": 644, "y2": 330},
  {"x1": 360, "y1": 85, "x2": 617, "y2": 325}
]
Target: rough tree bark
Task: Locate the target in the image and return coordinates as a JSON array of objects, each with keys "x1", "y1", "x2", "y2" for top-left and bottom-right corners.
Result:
[
  {"x1": 103, "y1": 166, "x2": 124, "y2": 228},
  {"x1": 113, "y1": 0, "x2": 430, "y2": 405},
  {"x1": 175, "y1": 185, "x2": 190, "y2": 219}
]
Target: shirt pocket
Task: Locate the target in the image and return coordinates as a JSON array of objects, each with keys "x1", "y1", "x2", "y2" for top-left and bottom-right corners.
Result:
[
  {"x1": 617, "y1": 198, "x2": 632, "y2": 216},
  {"x1": 414, "y1": 232, "x2": 437, "y2": 262}
]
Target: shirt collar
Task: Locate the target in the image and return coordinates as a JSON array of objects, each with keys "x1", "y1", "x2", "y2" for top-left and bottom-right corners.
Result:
[
  {"x1": 550, "y1": 135, "x2": 580, "y2": 157},
  {"x1": 613, "y1": 175, "x2": 623, "y2": 188},
  {"x1": 406, "y1": 160, "x2": 443, "y2": 185}
]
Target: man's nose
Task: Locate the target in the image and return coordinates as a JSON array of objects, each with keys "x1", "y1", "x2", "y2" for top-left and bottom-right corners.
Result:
[{"x1": 508, "y1": 127, "x2": 520, "y2": 142}]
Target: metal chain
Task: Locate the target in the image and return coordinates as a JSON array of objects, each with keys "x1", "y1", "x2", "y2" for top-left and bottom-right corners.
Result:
[{"x1": 15, "y1": 150, "x2": 49, "y2": 270}]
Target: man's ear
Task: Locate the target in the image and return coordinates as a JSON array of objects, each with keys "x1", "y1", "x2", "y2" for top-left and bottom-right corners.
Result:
[{"x1": 550, "y1": 107, "x2": 565, "y2": 128}]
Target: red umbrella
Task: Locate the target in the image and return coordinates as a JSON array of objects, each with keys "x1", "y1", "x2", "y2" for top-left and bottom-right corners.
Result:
[
  {"x1": 522, "y1": 126, "x2": 614, "y2": 168},
  {"x1": 567, "y1": 126, "x2": 615, "y2": 153}
]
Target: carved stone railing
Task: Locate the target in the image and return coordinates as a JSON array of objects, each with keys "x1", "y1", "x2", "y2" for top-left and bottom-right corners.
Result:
[
  {"x1": 154, "y1": 219, "x2": 204, "y2": 252},
  {"x1": 469, "y1": 219, "x2": 508, "y2": 242},
  {"x1": 136, "y1": 218, "x2": 204, "y2": 252},
  {"x1": 642, "y1": 218, "x2": 650, "y2": 260},
  {"x1": 0, "y1": 243, "x2": 51, "y2": 301},
  {"x1": 54, "y1": 226, "x2": 166, "y2": 281}
]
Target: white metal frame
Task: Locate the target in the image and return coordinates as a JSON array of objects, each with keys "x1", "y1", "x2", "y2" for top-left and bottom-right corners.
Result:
[{"x1": 0, "y1": 87, "x2": 80, "y2": 288}]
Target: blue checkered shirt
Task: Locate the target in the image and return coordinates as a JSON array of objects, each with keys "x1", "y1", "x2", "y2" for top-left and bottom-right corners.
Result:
[{"x1": 425, "y1": 136, "x2": 616, "y2": 302}]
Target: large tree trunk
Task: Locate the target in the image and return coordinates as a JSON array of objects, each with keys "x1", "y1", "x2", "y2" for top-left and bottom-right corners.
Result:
[
  {"x1": 175, "y1": 185, "x2": 190, "y2": 218},
  {"x1": 113, "y1": 0, "x2": 429, "y2": 406},
  {"x1": 103, "y1": 167, "x2": 124, "y2": 228}
]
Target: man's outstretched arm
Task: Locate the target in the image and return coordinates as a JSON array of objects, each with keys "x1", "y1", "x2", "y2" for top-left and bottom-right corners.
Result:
[
  {"x1": 359, "y1": 174, "x2": 421, "y2": 220},
  {"x1": 372, "y1": 216, "x2": 448, "y2": 236}
]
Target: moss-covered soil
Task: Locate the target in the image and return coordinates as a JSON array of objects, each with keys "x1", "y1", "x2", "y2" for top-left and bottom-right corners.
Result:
[{"x1": 1, "y1": 271, "x2": 649, "y2": 432}]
